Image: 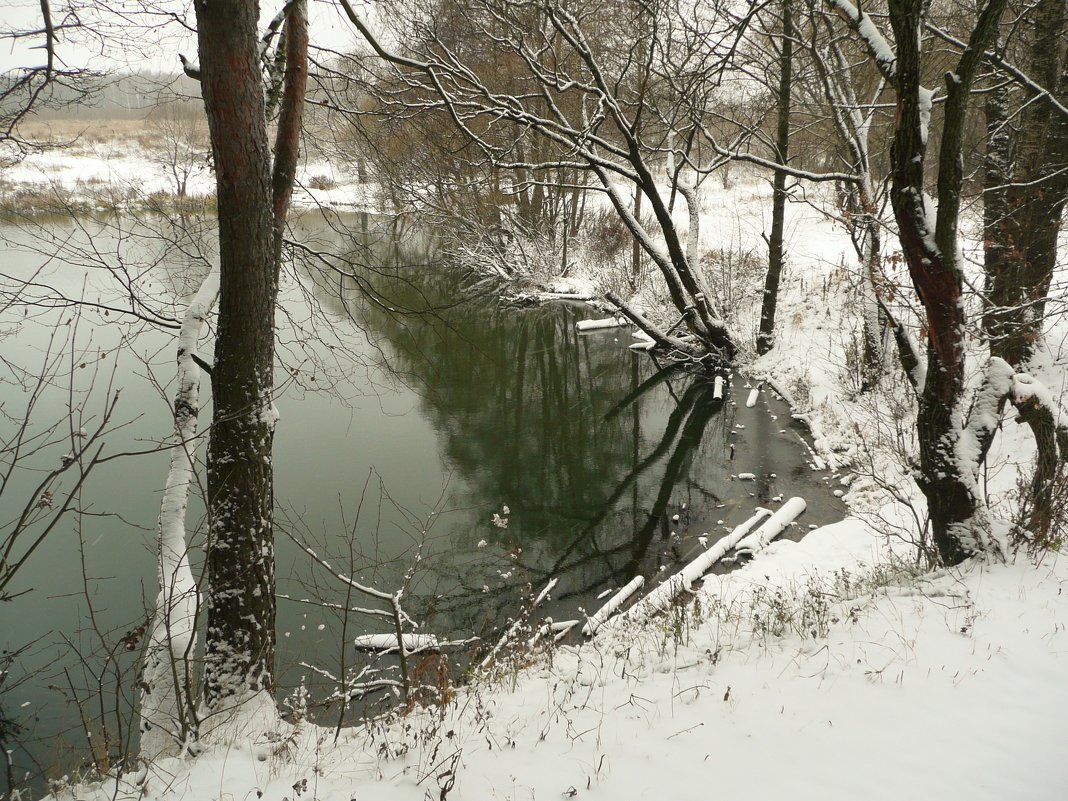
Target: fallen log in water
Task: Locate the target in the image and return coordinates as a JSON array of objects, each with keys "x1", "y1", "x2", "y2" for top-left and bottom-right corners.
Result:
[
  {"x1": 353, "y1": 633, "x2": 440, "y2": 653},
  {"x1": 541, "y1": 292, "x2": 594, "y2": 301},
  {"x1": 582, "y1": 575, "x2": 645, "y2": 635},
  {"x1": 606, "y1": 509, "x2": 773, "y2": 628},
  {"x1": 480, "y1": 578, "x2": 558, "y2": 668},
  {"x1": 734, "y1": 496, "x2": 807, "y2": 552},
  {"x1": 630, "y1": 333, "x2": 656, "y2": 351},
  {"x1": 576, "y1": 316, "x2": 629, "y2": 332}
]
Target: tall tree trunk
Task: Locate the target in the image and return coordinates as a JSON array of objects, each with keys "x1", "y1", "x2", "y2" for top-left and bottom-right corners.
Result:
[
  {"x1": 982, "y1": 80, "x2": 1012, "y2": 348},
  {"x1": 139, "y1": 267, "x2": 219, "y2": 758},
  {"x1": 631, "y1": 184, "x2": 643, "y2": 287},
  {"x1": 981, "y1": 0, "x2": 1068, "y2": 538},
  {"x1": 984, "y1": 0, "x2": 1068, "y2": 367},
  {"x1": 195, "y1": 0, "x2": 306, "y2": 711},
  {"x1": 758, "y1": 0, "x2": 793, "y2": 356},
  {"x1": 886, "y1": 0, "x2": 1007, "y2": 564}
]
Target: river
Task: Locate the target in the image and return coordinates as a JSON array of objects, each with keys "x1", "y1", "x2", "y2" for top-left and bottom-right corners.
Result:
[{"x1": 0, "y1": 210, "x2": 844, "y2": 788}]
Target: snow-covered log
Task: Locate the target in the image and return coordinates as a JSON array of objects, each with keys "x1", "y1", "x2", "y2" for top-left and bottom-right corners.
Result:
[
  {"x1": 553, "y1": 620, "x2": 580, "y2": 642},
  {"x1": 529, "y1": 619, "x2": 580, "y2": 647},
  {"x1": 734, "y1": 497, "x2": 807, "y2": 552},
  {"x1": 139, "y1": 265, "x2": 219, "y2": 760},
  {"x1": 608, "y1": 509, "x2": 772, "y2": 628},
  {"x1": 576, "y1": 316, "x2": 628, "y2": 332},
  {"x1": 541, "y1": 292, "x2": 594, "y2": 301},
  {"x1": 630, "y1": 330, "x2": 656, "y2": 351},
  {"x1": 581, "y1": 576, "x2": 645, "y2": 635},
  {"x1": 354, "y1": 633, "x2": 440, "y2": 653},
  {"x1": 604, "y1": 290, "x2": 704, "y2": 357}
]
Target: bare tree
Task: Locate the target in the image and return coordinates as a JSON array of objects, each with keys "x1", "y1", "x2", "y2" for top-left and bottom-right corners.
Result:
[
  {"x1": 0, "y1": 1, "x2": 96, "y2": 156},
  {"x1": 337, "y1": 0, "x2": 744, "y2": 362},
  {"x1": 0, "y1": 321, "x2": 120, "y2": 602},
  {"x1": 756, "y1": 0, "x2": 795, "y2": 356},
  {"x1": 801, "y1": 0, "x2": 893, "y2": 388},
  {"x1": 145, "y1": 101, "x2": 210, "y2": 199},
  {"x1": 829, "y1": 0, "x2": 1068, "y2": 563}
]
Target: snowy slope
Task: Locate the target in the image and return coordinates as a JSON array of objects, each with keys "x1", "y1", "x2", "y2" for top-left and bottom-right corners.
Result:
[{"x1": 59, "y1": 530, "x2": 1068, "y2": 801}]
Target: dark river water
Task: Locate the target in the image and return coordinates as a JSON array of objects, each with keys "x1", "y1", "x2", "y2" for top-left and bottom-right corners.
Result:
[{"x1": 0, "y1": 211, "x2": 844, "y2": 788}]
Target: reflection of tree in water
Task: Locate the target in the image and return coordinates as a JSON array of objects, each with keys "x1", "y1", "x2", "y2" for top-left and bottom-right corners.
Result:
[{"x1": 301, "y1": 220, "x2": 734, "y2": 636}]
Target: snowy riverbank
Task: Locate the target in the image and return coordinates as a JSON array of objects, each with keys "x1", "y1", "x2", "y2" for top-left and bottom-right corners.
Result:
[{"x1": 59, "y1": 533, "x2": 1068, "y2": 801}]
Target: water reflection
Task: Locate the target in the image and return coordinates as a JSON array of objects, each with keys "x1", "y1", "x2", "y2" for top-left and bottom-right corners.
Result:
[{"x1": 292, "y1": 216, "x2": 840, "y2": 637}]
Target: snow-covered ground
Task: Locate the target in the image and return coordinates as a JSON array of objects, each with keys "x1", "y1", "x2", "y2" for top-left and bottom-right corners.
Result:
[
  {"x1": 5, "y1": 130, "x2": 1067, "y2": 801},
  {"x1": 59, "y1": 537, "x2": 1068, "y2": 801}
]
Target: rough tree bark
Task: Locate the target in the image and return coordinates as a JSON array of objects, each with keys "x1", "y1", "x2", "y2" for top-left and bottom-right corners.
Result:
[
  {"x1": 194, "y1": 0, "x2": 307, "y2": 713},
  {"x1": 981, "y1": 0, "x2": 1068, "y2": 537},
  {"x1": 888, "y1": 0, "x2": 1009, "y2": 564},
  {"x1": 983, "y1": 0, "x2": 1068, "y2": 368}
]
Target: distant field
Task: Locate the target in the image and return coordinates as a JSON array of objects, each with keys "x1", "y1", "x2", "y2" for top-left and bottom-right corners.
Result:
[
  {"x1": 12, "y1": 115, "x2": 336, "y2": 167},
  {"x1": 16, "y1": 118, "x2": 150, "y2": 140},
  {"x1": 6, "y1": 114, "x2": 218, "y2": 166}
]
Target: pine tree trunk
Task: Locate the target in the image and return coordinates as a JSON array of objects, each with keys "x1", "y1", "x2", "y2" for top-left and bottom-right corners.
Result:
[{"x1": 196, "y1": 0, "x2": 280, "y2": 708}]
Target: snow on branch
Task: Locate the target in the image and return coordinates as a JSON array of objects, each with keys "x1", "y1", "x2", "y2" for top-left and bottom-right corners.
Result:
[
  {"x1": 925, "y1": 23, "x2": 1068, "y2": 120},
  {"x1": 337, "y1": 0, "x2": 430, "y2": 71},
  {"x1": 826, "y1": 0, "x2": 898, "y2": 83},
  {"x1": 286, "y1": 533, "x2": 397, "y2": 603},
  {"x1": 695, "y1": 118, "x2": 863, "y2": 183},
  {"x1": 178, "y1": 53, "x2": 200, "y2": 81},
  {"x1": 956, "y1": 357, "x2": 1015, "y2": 487},
  {"x1": 604, "y1": 291, "x2": 703, "y2": 358},
  {"x1": 260, "y1": 0, "x2": 299, "y2": 60},
  {"x1": 957, "y1": 361, "x2": 1068, "y2": 492},
  {"x1": 1011, "y1": 373, "x2": 1068, "y2": 437}
]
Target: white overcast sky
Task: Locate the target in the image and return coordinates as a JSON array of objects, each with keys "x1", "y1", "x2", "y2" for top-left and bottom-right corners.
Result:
[{"x1": 0, "y1": 0, "x2": 363, "y2": 74}]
